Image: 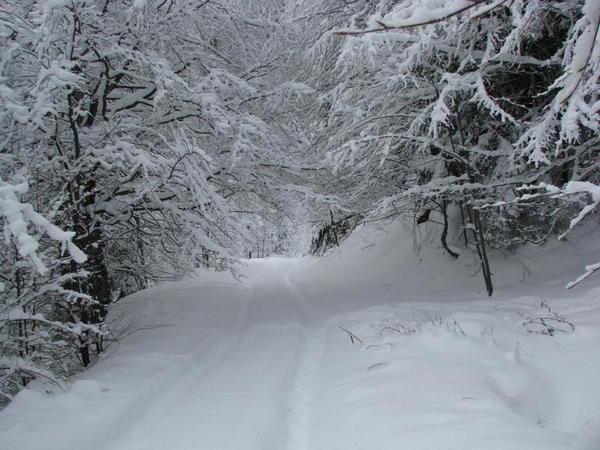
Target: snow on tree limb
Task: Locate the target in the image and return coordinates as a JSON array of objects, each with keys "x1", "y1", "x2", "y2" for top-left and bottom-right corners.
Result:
[
  {"x1": 517, "y1": 0, "x2": 599, "y2": 164},
  {"x1": 336, "y1": 0, "x2": 506, "y2": 36},
  {"x1": 0, "y1": 181, "x2": 87, "y2": 274},
  {"x1": 514, "y1": 181, "x2": 600, "y2": 288},
  {"x1": 567, "y1": 262, "x2": 600, "y2": 288}
]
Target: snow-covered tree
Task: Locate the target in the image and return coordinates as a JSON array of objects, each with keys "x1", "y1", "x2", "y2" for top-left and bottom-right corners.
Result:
[
  {"x1": 1, "y1": 0, "x2": 323, "y2": 403},
  {"x1": 0, "y1": 180, "x2": 98, "y2": 404},
  {"x1": 2, "y1": 0, "x2": 321, "y2": 301},
  {"x1": 309, "y1": 0, "x2": 599, "y2": 293}
]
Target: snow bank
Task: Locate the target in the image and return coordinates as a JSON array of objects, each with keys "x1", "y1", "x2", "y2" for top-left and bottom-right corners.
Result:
[
  {"x1": 291, "y1": 219, "x2": 600, "y2": 449},
  {"x1": 309, "y1": 290, "x2": 600, "y2": 450},
  {"x1": 294, "y1": 218, "x2": 600, "y2": 312},
  {"x1": 0, "y1": 220, "x2": 598, "y2": 449}
]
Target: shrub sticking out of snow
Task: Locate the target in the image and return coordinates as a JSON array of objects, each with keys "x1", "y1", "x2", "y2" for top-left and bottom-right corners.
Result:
[{"x1": 523, "y1": 302, "x2": 576, "y2": 336}]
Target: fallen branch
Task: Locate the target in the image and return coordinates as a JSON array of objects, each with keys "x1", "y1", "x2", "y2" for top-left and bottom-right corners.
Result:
[{"x1": 339, "y1": 326, "x2": 363, "y2": 344}]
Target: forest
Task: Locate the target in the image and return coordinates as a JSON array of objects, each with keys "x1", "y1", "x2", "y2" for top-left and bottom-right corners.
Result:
[{"x1": 0, "y1": 1, "x2": 599, "y2": 448}]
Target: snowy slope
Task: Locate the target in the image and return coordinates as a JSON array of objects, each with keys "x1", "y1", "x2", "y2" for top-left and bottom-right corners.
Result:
[{"x1": 0, "y1": 221, "x2": 599, "y2": 450}]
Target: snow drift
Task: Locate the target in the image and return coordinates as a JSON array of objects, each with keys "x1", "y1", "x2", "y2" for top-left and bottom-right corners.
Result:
[{"x1": 0, "y1": 220, "x2": 599, "y2": 450}]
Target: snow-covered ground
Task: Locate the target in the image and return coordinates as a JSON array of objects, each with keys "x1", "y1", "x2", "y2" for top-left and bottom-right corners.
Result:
[{"x1": 1, "y1": 222, "x2": 599, "y2": 450}]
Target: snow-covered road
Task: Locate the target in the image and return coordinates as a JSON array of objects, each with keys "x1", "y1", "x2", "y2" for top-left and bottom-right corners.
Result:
[
  {"x1": 0, "y1": 259, "x2": 326, "y2": 450},
  {"x1": 108, "y1": 259, "x2": 319, "y2": 450},
  {"x1": 1, "y1": 249, "x2": 600, "y2": 450}
]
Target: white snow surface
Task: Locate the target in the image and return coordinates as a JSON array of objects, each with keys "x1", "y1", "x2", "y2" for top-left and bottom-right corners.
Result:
[{"x1": 1, "y1": 221, "x2": 600, "y2": 450}]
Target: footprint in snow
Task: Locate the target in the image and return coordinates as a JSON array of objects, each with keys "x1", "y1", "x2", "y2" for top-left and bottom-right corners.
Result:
[{"x1": 367, "y1": 362, "x2": 389, "y2": 371}]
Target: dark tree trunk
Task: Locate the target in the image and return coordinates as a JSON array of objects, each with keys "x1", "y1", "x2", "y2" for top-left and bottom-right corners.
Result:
[
  {"x1": 70, "y1": 175, "x2": 111, "y2": 305},
  {"x1": 79, "y1": 337, "x2": 91, "y2": 367},
  {"x1": 459, "y1": 202, "x2": 469, "y2": 246},
  {"x1": 466, "y1": 206, "x2": 493, "y2": 297},
  {"x1": 135, "y1": 216, "x2": 148, "y2": 290},
  {"x1": 329, "y1": 209, "x2": 340, "y2": 247},
  {"x1": 473, "y1": 210, "x2": 493, "y2": 297},
  {"x1": 440, "y1": 199, "x2": 459, "y2": 259}
]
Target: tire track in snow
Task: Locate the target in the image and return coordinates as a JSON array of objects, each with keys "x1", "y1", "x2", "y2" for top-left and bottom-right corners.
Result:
[
  {"x1": 105, "y1": 286, "x2": 251, "y2": 450},
  {"x1": 104, "y1": 260, "x2": 322, "y2": 450},
  {"x1": 283, "y1": 268, "x2": 323, "y2": 450},
  {"x1": 108, "y1": 260, "x2": 313, "y2": 450}
]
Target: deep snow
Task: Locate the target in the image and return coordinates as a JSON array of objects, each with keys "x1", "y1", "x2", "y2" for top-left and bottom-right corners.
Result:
[{"x1": 0, "y1": 221, "x2": 599, "y2": 450}]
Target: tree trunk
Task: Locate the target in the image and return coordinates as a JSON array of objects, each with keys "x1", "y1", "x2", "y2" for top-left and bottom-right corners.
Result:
[
  {"x1": 440, "y1": 199, "x2": 459, "y2": 259},
  {"x1": 79, "y1": 336, "x2": 91, "y2": 367},
  {"x1": 70, "y1": 176, "x2": 111, "y2": 305},
  {"x1": 329, "y1": 209, "x2": 340, "y2": 247},
  {"x1": 459, "y1": 202, "x2": 469, "y2": 246},
  {"x1": 467, "y1": 206, "x2": 493, "y2": 297}
]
